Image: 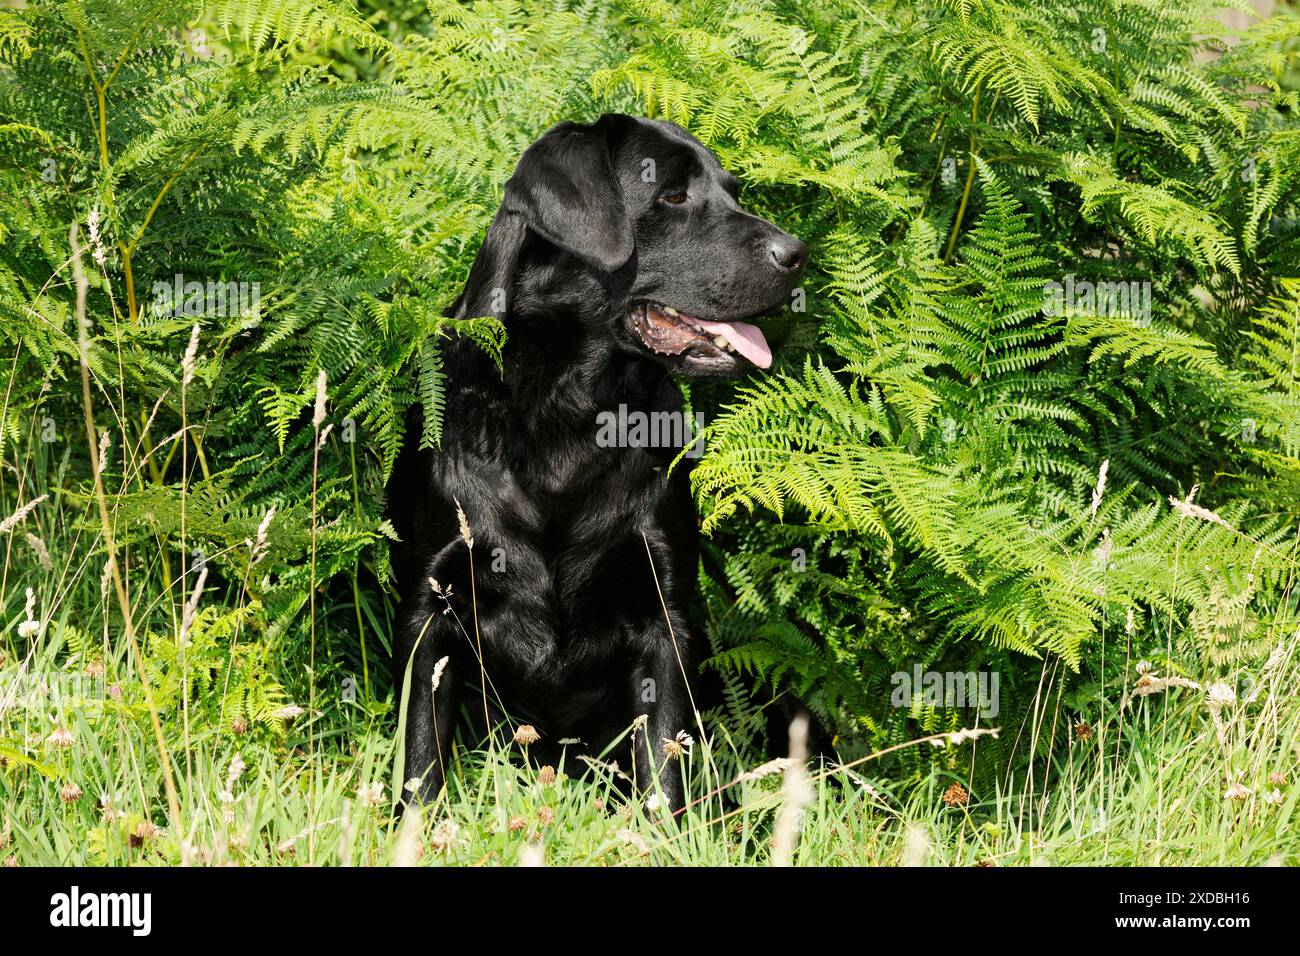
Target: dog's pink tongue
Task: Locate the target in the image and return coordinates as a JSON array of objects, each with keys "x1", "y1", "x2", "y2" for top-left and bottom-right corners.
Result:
[{"x1": 696, "y1": 319, "x2": 772, "y2": 368}]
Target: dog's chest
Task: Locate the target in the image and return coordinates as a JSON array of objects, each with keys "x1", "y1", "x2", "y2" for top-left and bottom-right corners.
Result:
[
  {"x1": 513, "y1": 441, "x2": 670, "y2": 583},
  {"x1": 469, "y1": 441, "x2": 687, "y2": 668}
]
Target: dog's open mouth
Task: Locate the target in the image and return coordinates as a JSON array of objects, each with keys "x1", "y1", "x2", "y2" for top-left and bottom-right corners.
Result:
[{"x1": 630, "y1": 302, "x2": 773, "y2": 369}]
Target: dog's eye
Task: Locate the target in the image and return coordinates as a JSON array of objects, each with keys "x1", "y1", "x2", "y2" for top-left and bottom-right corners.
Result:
[{"x1": 660, "y1": 189, "x2": 688, "y2": 206}]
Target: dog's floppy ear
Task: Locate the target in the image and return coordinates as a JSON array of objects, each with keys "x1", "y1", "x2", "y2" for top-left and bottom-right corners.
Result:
[
  {"x1": 503, "y1": 115, "x2": 634, "y2": 274},
  {"x1": 447, "y1": 207, "x2": 528, "y2": 320},
  {"x1": 448, "y1": 116, "x2": 634, "y2": 321}
]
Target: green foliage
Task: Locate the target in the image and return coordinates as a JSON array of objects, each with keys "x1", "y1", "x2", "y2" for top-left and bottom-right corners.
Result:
[{"x1": 1, "y1": 0, "x2": 1299, "y2": 795}]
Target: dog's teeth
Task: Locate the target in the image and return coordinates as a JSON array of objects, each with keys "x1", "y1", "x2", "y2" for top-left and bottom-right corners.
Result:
[
  {"x1": 713, "y1": 335, "x2": 730, "y2": 349},
  {"x1": 663, "y1": 306, "x2": 679, "y2": 317}
]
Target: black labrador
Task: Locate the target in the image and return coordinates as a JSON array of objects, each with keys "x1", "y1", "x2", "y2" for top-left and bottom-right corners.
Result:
[{"x1": 388, "y1": 113, "x2": 806, "y2": 810}]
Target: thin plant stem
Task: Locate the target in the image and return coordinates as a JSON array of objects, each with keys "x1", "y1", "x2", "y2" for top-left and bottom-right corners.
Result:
[{"x1": 69, "y1": 223, "x2": 182, "y2": 837}]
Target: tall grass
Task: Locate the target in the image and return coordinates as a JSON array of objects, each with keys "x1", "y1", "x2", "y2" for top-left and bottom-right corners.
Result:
[
  {"x1": 1, "y1": 0, "x2": 1298, "y2": 865},
  {"x1": 2, "y1": 667, "x2": 1295, "y2": 866},
  {"x1": 2, "y1": 459, "x2": 1297, "y2": 866},
  {"x1": 2, "y1": 320, "x2": 1298, "y2": 865},
  {"x1": 0, "y1": 229, "x2": 1294, "y2": 866}
]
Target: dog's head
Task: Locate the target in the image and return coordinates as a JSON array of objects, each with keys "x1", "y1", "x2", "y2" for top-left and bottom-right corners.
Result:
[{"x1": 452, "y1": 114, "x2": 807, "y2": 377}]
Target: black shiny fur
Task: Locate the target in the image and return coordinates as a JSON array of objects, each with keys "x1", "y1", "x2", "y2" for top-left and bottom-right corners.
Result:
[{"x1": 388, "y1": 114, "x2": 806, "y2": 809}]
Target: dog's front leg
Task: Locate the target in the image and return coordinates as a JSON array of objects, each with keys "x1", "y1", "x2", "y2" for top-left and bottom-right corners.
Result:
[
  {"x1": 629, "y1": 630, "x2": 695, "y2": 814},
  {"x1": 395, "y1": 584, "x2": 461, "y2": 808}
]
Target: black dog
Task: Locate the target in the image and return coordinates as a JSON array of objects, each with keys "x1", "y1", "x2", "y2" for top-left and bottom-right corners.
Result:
[{"x1": 388, "y1": 114, "x2": 806, "y2": 809}]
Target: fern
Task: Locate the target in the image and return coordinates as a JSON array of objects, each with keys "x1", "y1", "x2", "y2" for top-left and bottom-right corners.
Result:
[{"x1": 2, "y1": 0, "x2": 1298, "y2": 780}]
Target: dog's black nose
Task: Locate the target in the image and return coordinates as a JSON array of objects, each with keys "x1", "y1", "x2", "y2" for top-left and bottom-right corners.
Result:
[{"x1": 769, "y1": 233, "x2": 808, "y2": 273}]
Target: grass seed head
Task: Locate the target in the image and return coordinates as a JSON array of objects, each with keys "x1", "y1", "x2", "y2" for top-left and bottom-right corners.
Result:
[
  {"x1": 1168, "y1": 485, "x2": 1232, "y2": 530},
  {"x1": 313, "y1": 368, "x2": 328, "y2": 429},
  {"x1": 249, "y1": 506, "x2": 276, "y2": 565},
  {"x1": 431, "y1": 656, "x2": 449, "y2": 693},
  {"x1": 181, "y1": 322, "x2": 201, "y2": 386},
  {"x1": 24, "y1": 532, "x2": 51, "y2": 570},
  {"x1": 455, "y1": 498, "x2": 474, "y2": 548},
  {"x1": 96, "y1": 429, "x2": 110, "y2": 476},
  {"x1": 1090, "y1": 458, "x2": 1109, "y2": 516},
  {"x1": 17, "y1": 586, "x2": 39, "y2": 638},
  {"x1": 0, "y1": 494, "x2": 48, "y2": 535}
]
